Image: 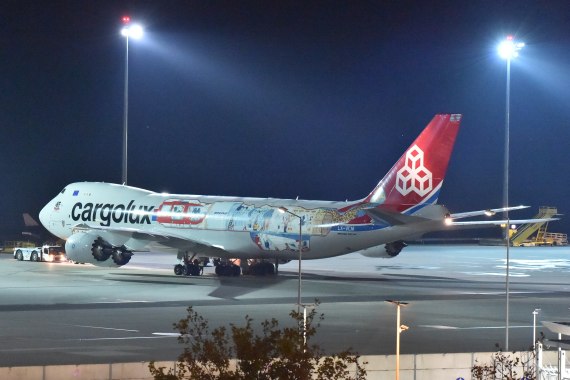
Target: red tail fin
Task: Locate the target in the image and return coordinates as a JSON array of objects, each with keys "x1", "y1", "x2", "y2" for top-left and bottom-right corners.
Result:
[{"x1": 365, "y1": 114, "x2": 462, "y2": 213}]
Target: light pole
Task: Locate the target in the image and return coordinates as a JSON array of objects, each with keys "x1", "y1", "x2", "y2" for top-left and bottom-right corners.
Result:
[
  {"x1": 497, "y1": 35, "x2": 524, "y2": 351},
  {"x1": 278, "y1": 206, "x2": 307, "y2": 348},
  {"x1": 120, "y1": 16, "x2": 143, "y2": 185},
  {"x1": 533, "y1": 308, "x2": 541, "y2": 350},
  {"x1": 386, "y1": 300, "x2": 409, "y2": 380},
  {"x1": 278, "y1": 207, "x2": 303, "y2": 313}
]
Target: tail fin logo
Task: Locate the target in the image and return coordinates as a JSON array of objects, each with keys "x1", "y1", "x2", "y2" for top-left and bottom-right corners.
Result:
[{"x1": 395, "y1": 145, "x2": 433, "y2": 197}]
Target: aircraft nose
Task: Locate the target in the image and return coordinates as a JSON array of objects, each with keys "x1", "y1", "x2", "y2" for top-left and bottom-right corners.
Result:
[{"x1": 39, "y1": 202, "x2": 51, "y2": 227}]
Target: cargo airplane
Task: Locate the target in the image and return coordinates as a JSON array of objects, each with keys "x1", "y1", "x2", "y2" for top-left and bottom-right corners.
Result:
[{"x1": 38, "y1": 114, "x2": 554, "y2": 276}]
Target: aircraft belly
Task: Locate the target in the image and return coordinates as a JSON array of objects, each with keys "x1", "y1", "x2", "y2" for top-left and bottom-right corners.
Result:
[{"x1": 305, "y1": 225, "x2": 428, "y2": 259}]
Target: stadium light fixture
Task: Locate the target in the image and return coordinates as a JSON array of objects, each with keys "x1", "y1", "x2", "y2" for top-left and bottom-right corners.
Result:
[
  {"x1": 120, "y1": 16, "x2": 144, "y2": 185},
  {"x1": 497, "y1": 34, "x2": 524, "y2": 351}
]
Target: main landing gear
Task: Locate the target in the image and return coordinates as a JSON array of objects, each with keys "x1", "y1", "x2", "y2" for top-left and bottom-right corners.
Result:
[
  {"x1": 214, "y1": 260, "x2": 241, "y2": 277},
  {"x1": 242, "y1": 260, "x2": 276, "y2": 276},
  {"x1": 173, "y1": 252, "x2": 204, "y2": 277},
  {"x1": 173, "y1": 255, "x2": 290, "y2": 278},
  {"x1": 212, "y1": 258, "x2": 290, "y2": 277}
]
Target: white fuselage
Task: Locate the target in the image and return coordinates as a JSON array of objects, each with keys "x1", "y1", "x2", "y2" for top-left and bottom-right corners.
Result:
[{"x1": 39, "y1": 182, "x2": 442, "y2": 260}]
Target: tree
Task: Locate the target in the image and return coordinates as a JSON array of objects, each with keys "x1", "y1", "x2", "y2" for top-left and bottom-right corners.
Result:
[
  {"x1": 471, "y1": 349, "x2": 536, "y2": 380},
  {"x1": 149, "y1": 302, "x2": 367, "y2": 380}
]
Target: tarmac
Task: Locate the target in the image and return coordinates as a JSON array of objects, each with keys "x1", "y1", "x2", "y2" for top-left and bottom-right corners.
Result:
[{"x1": 1, "y1": 244, "x2": 569, "y2": 367}]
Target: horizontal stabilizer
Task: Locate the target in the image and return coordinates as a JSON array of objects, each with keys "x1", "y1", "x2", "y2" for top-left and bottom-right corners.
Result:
[
  {"x1": 447, "y1": 218, "x2": 559, "y2": 226},
  {"x1": 449, "y1": 205, "x2": 529, "y2": 220}
]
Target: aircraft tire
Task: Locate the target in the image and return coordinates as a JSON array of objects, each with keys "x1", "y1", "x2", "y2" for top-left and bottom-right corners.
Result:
[
  {"x1": 263, "y1": 262, "x2": 275, "y2": 275},
  {"x1": 214, "y1": 264, "x2": 240, "y2": 277},
  {"x1": 174, "y1": 264, "x2": 184, "y2": 276},
  {"x1": 251, "y1": 263, "x2": 263, "y2": 276},
  {"x1": 217, "y1": 264, "x2": 230, "y2": 276},
  {"x1": 249, "y1": 262, "x2": 274, "y2": 276},
  {"x1": 184, "y1": 264, "x2": 201, "y2": 276}
]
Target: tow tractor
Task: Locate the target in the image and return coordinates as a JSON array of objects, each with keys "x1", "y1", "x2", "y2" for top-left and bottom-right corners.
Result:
[{"x1": 14, "y1": 245, "x2": 66, "y2": 262}]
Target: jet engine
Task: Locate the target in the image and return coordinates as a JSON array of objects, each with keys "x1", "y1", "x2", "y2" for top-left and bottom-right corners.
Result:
[
  {"x1": 358, "y1": 240, "x2": 407, "y2": 258},
  {"x1": 65, "y1": 232, "x2": 133, "y2": 267}
]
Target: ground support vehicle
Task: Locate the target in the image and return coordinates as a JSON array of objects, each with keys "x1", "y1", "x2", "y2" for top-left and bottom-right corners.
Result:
[
  {"x1": 511, "y1": 206, "x2": 567, "y2": 247},
  {"x1": 14, "y1": 245, "x2": 66, "y2": 262},
  {"x1": 518, "y1": 233, "x2": 568, "y2": 247},
  {"x1": 2, "y1": 241, "x2": 35, "y2": 253}
]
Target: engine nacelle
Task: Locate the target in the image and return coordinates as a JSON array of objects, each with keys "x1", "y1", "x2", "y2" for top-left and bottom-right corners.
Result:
[
  {"x1": 65, "y1": 232, "x2": 132, "y2": 267},
  {"x1": 358, "y1": 241, "x2": 407, "y2": 258}
]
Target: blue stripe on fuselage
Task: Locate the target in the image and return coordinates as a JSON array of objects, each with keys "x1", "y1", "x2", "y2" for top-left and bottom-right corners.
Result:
[{"x1": 331, "y1": 224, "x2": 387, "y2": 232}]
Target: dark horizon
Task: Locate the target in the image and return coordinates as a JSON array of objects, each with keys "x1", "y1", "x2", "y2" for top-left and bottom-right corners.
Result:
[{"x1": 2, "y1": 1, "x2": 569, "y2": 238}]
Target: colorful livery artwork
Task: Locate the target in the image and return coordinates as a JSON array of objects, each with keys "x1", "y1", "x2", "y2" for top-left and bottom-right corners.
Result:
[{"x1": 155, "y1": 199, "x2": 208, "y2": 227}]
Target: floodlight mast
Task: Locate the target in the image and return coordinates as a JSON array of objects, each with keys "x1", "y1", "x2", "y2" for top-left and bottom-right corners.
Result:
[
  {"x1": 278, "y1": 207, "x2": 303, "y2": 314},
  {"x1": 497, "y1": 34, "x2": 524, "y2": 351},
  {"x1": 278, "y1": 206, "x2": 306, "y2": 349},
  {"x1": 120, "y1": 17, "x2": 143, "y2": 185},
  {"x1": 386, "y1": 300, "x2": 409, "y2": 380}
]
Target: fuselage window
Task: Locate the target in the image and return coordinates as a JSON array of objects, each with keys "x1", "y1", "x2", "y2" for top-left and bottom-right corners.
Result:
[{"x1": 172, "y1": 205, "x2": 184, "y2": 221}]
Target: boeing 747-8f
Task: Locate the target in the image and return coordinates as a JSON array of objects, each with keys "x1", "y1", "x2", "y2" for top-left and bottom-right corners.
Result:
[{"x1": 38, "y1": 114, "x2": 555, "y2": 276}]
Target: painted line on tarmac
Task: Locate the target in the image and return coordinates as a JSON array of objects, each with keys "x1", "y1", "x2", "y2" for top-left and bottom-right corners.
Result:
[
  {"x1": 72, "y1": 336, "x2": 173, "y2": 341},
  {"x1": 70, "y1": 324, "x2": 140, "y2": 332},
  {"x1": 89, "y1": 300, "x2": 152, "y2": 304},
  {"x1": 420, "y1": 325, "x2": 532, "y2": 330},
  {"x1": 456, "y1": 290, "x2": 552, "y2": 296},
  {"x1": 463, "y1": 272, "x2": 529, "y2": 277}
]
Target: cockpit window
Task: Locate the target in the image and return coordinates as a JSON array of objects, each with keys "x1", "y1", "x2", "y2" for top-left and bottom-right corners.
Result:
[{"x1": 60, "y1": 188, "x2": 66, "y2": 194}]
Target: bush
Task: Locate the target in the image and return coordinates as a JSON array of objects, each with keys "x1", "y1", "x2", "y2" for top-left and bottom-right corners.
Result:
[
  {"x1": 149, "y1": 302, "x2": 367, "y2": 380},
  {"x1": 471, "y1": 349, "x2": 536, "y2": 380}
]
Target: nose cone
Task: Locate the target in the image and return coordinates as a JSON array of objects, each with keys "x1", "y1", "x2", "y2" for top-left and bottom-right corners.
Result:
[{"x1": 39, "y1": 202, "x2": 51, "y2": 228}]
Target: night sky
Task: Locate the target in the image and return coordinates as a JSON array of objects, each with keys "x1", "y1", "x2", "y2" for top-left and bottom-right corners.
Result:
[{"x1": 2, "y1": 1, "x2": 570, "y2": 237}]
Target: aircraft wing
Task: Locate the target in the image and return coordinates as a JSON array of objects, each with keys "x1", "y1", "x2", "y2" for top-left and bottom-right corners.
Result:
[
  {"x1": 71, "y1": 223, "x2": 231, "y2": 257},
  {"x1": 363, "y1": 204, "x2": 449, "y2": 226},
  {"x1": 364, "y1": 208, "x2": 427, "y2": 225}
]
